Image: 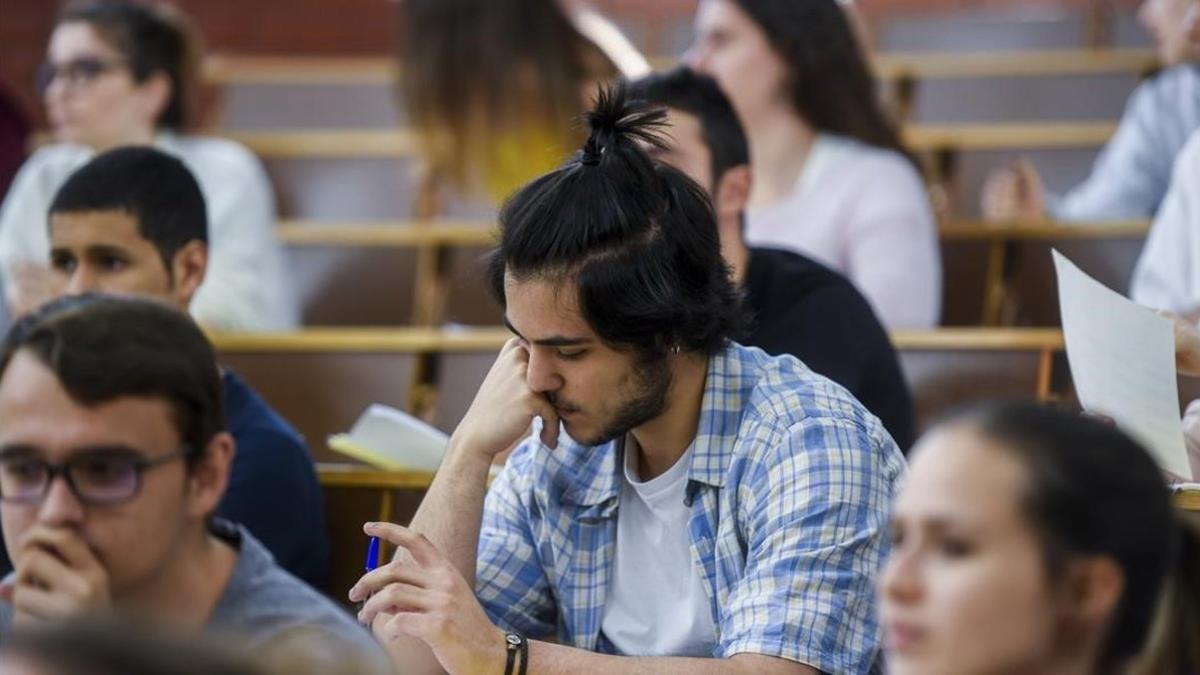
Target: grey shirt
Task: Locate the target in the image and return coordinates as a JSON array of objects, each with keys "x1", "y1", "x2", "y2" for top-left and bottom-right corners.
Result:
[
  {"x1": 1052, "y1": 64, "x2": 1200, "y2": 222},
  {"x1": 0, "y1": 521, "x2": 390, "y2": 671}
]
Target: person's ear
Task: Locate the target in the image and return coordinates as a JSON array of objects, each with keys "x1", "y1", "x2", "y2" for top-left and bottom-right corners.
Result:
[
  {"x1": 136, "y1": 71, "x2": 173, "y2": 126},
  {"x1": 1060, "y1": 556, "x2": 1125, "y2": 631},
  {"x1": 170, "y1": 240, "x2": 207, "y2": 310},
  {"x1": 714, "y1": 164, "x2": 752, "y2": 222},
  {"x1": 186, "y1": 432, "x2": 235, "y2": 520}
]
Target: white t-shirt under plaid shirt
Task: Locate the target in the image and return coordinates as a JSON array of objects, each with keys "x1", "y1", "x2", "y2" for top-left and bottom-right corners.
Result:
[{"x1": 475, "y1": 342, "x2": 906, "y2": 673}]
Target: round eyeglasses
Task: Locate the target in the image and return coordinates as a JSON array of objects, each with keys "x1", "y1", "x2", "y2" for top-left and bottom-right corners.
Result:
[{"x1": 0, "y1": 446, "x2": 194, "y2": 506}]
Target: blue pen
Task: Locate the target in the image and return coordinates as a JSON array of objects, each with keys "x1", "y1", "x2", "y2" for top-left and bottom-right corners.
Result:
[
  {"x1": 358, "y1": 536, "x2": 381, "y2": 616},
  {"x1": 365, "y1": 535, "x2": 381, "y2": 573}
]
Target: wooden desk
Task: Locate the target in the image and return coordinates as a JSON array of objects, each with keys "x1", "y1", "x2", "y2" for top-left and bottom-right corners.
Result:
[
  {"x1": 938, "y1": 220, "x2": 1150, "y2": 326},
  {"x1": 229, "y1": 122, "x2": 1117, "y2": 161},
  {"x1": 204, "y1": 49, "x2": 1158, "y2": 87}
]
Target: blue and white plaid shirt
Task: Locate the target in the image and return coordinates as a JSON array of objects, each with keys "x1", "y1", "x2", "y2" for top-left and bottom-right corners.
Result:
[{"x1": 475, "y1": 342, "x2": 905, "y2": 673}]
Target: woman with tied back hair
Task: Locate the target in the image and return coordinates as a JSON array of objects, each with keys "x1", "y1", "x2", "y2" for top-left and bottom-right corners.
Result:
[
  {"x1": 400, "y1": 0, "x2": 649, "y2": 215},
  {"x1": 687, "y1": 0, "x2": 941, "y2": 329},
  {"x1": 0, "y1": 1, "x2": 294, "y2": 331},
  {"x1": 881, "y1": 402, "x2": 1200, "y2": 674}
]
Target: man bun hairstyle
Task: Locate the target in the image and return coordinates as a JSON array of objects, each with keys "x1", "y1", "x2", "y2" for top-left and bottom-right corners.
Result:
[{"x1": 489, "y1": 84, "x2": 743, "y2": 357}]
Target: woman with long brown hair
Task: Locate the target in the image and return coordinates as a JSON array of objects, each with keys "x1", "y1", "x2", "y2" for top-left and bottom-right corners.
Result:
[
  {"x1": 882, "y1": 402, "x2": 1200, "y2": 674},
  {"x1": 400, "y1": 0, "x2": 647, "y2": 214},
  {"x1": 687, "y1": 0, "x2": 940, "y2": 329}
]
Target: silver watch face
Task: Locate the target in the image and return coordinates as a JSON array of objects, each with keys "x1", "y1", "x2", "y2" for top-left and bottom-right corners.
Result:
[{"x1": 506, "y1": 634, "x2": 522, "y2": 647}]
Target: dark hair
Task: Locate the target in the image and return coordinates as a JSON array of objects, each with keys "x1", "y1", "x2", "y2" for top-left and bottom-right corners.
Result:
[
  {"x1": 400, "y1": 0, "x2": 617, "y2": 197},
  {"x1": 0, "y1": 294, "x2": 224, "y2": 469},
  {"x1": 733, "y1": 0, "x2": 913, "y2": 162},
  {"x1": 951, "y1": 403, "x2": 1200, "y2": 672},
  {"x1": 58, "y1": 0, "x2": 200, "y2": 131},
  {"x1": 627, "y1": 66, "x2": 749, "y2": 187},
  {"x1": 488, "y1": 84, "x2": 742, "y2": 356},
  {"x1": 49, "y1": 146, "x2": 207, "y2": 273},
  {"x1": 0, "y1": 619, "x2": 264, "y2": 675}
]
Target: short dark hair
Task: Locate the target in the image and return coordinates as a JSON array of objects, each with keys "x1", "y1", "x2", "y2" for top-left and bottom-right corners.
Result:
[
  {"x1": 49, "y1": 146, "x2": 208, "y2": 273},
  {"x1": 0, "y1": 294, "x2": 224, "y2": 468},
  {"x1": 627, "y1": 67, "x2": 749, "y2": 186},
  {"x1": 950, "y1": 402, "x2": 1194, "y2": 669},
  {"x1": 488, "y1": 84, "x2": 742, "y2": 356},
  {"x1": 58, "y1": 1, "x2": 200, "y2": 131}
]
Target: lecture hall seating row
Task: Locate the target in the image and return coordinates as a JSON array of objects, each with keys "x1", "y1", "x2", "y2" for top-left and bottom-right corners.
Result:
[
  {"x1": 198, "y1": 45, "x2": 1153, "y2": 220},
  {"x1": 204, "y1": 48, "x2": 1157, "y2": 128},
  {"x1": 212, "y1": 326, "x2": 1068, "y2": 460},
  {"x1": 273, "y1": 218, "x2": 1150, "y2": 329},
  {"x1": 224, "y1": 124, "x2": 1117, "y2": 221},
  {"x1": 217, "y1": 323, "x2": 1190, "y2": 599}
]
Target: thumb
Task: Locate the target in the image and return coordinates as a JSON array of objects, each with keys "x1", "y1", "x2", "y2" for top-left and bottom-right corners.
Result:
[
  {"x1": 0, "y1": 580, "x2": 14, "y2": 604},
  {"x1": 538, "y1": 407, "x2": 560, "y2": 450}
]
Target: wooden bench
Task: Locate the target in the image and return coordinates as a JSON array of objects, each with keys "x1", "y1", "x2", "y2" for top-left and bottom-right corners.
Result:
[
  {"x1": 212, "y1": 328, "x2": 510, "y2": 457},
  {"x1": 223, "y1": 125, "x2": 1115, "y2": 221},
  {"x1": 939, "y1": 219, "x2": 1149, "y2": 326},
  {"x1": 214, "y1": 326, "x2": 1071, "y2": 450},
  {"x1": 279, "y1": 220, "x2": 498, "y2": 326},
  {"x1": 204, "y1": 49, "x2": 1154, "y2": 129},
  {"x1": 273, "y1": 218, "x2": 1147, "y2": 331},
  {"x1": 893, "y1": 328, "x2": 1063, "y2": 432}
]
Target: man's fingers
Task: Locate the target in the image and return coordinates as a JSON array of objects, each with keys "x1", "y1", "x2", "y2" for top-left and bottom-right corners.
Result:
[
  {"x1": 357, "y1": 582, "x2": 432, "y2": 626},
  {"x1": 362, "y1": 523, "x2": 440, "y2": 568},
  {"x1": 21, "y1": 528, "x2": 101, "y2": 574},
  {"x1": 10, "y1": 584, "x2": 80, "y2": 622},
  {"x1": 348, "y1": 560, "x2": 429, "y2": 603},
  {"x1": 382, "y1": 611, "x2": 430, "y2": 642},
  {"x1": 15, "y1": 549, "x2": 79, "y2": 594}
]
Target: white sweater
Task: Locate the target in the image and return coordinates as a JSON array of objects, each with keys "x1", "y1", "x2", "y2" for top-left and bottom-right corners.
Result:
[
  {"x1": 1052, "y1": 64, "x2": 1200, "y2": 222},
  {"x1": 1131, "y1": 129, "x2": 1200, "y2": 318},
  {"x1": 0, "y1": 133, "x2": 297, "y2": 331},
  {"x1": 745, "y1": 134, "x2": 941, "y2": 329}
]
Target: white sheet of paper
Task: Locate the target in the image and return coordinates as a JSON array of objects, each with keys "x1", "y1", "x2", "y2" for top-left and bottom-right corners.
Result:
[{"x1": 1053, "y1": 250, "x2": 1193, "y2": 479}]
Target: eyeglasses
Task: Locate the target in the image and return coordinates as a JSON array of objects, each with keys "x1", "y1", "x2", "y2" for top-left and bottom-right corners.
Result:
[
  {"x1": 0, "y1": 446, "x2": 193, "y2": 506},
  {"x1": 35, "y1": 57, "x2": 126, "y2": 93}
]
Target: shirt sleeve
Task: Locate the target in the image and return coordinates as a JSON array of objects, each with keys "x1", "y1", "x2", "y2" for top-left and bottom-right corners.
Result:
[
  {"x1": 715, "y1": 416, "x2": 896, "y2": 673},
  {"x1": 841, "y1": 156, "x2": 941, "y2": 329},
  {"x1": 1130, "y1": 132, "x2": 1200, "y2": 316},
  {"x1": 1053, "y1": 78, "x2": 1176, "y2": 222},
  {"x1": 187, "y1": 141, "x2": 298, "y2": 331},
  {"x1": 475, "y1": 442, "x2": 558, "y2": 638},
  {"x1": 0, "y1": 149, "x2": 59, "y2": 279}
]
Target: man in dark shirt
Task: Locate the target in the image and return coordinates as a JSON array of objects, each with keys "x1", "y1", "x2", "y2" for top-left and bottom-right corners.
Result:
[
  {"x1": 0, "y1": 146, "x2": 329, "y2": 588},
  {"x1": 629, "y1": 68, "x2": 915, "y2": 449}
]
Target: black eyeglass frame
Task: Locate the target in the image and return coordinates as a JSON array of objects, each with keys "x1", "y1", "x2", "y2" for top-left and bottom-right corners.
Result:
[
  {"x1": 34, "y1": 56, "x2": 129, "y2": 93},
  {"x1": 0, "y1": 445, "x2": 195, "y2": 506}
]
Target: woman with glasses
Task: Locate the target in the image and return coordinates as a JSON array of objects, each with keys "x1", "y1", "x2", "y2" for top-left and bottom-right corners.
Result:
[
  {"x1": 0, "y1": 1, "x2": 295, "y2": 331},
  {"x1": 881, "y1": 402, "x2": 1200, "y2": 674},
  {"x1": 686, "y1": 0, "x2": 941, "y2": 329}
]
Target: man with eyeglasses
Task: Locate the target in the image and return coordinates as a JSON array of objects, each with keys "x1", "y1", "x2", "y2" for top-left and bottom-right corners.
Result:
[
  {"x1": 0, "y1": 146, "x2": 329, "y2": 592},
  {"x1": 0, "y1": 294, "x2": 386, "y2": 667}
]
